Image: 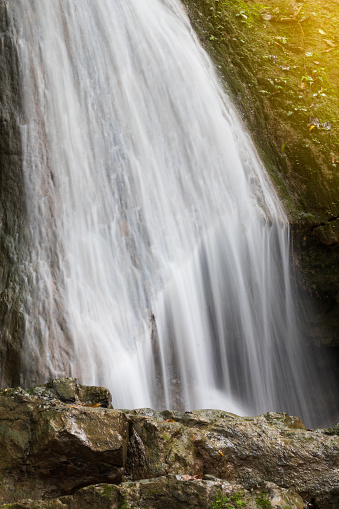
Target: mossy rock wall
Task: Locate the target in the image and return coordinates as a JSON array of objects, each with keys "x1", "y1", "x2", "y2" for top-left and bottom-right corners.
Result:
[{"x1": 181, "y1": 0, "x2": 339, "y2": 345}]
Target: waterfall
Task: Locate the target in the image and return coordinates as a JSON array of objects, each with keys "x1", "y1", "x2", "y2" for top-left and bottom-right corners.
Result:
[{"x1": 10, "y1": 0, "x2": 330, "y2": 426}]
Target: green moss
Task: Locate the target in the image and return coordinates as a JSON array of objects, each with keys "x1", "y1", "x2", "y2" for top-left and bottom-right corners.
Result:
[
  {"x1": 211, "y1": 490, "x2": 230, "y2": 509},
  {"x1": 323, "y1": 423, "x2": 339, "y2": 435},
  {"x1": 118, "y1": 494, "x2": 129, "y2": 509},
  {"x1": 144, "y1": 488, "x2": 165, "y2": 497},
  {"x1": 230, "y1": 491, "x2": 246, "y2": 507},
  {"x1": 100, "y1": 484, "x2": 116, "y2": 498},
  {"x1": 118, "y1": 497, "x2": 137, "y2": 509},
  {"x1": 211, "y1": 489, "x2": 247, "y2": 508},
  {"x1": 256, "y1": 490, "x2": 271, "y2": 508},
  {"x1": 183, "y1": 0, "x2": 339, "y2": 213}
]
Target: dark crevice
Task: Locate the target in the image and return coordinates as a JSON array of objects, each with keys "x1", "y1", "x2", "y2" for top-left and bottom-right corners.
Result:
[{"x1": 310, "y1": 216, "x2": 339, "y2": 232}]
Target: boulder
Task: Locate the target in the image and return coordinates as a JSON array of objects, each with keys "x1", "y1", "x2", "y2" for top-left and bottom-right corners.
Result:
[
  {"x1": 124, "y1": 409, "x2": 339, "y2": 508},
  {"x1": 26, "y1": 377, "x2": 112, "y2": 407},
  {"x1": 0, "y1": 379, "x2": 338, "y2": 507},
  {"x1": 0, "y1": 378, "x2": 128, "y2": 502}
]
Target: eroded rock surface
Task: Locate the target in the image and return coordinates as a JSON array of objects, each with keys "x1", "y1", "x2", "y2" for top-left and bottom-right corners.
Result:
[
  {"x1": 0, "y1": 476, "x2": 305, "y2": 509},
  {"x1": 0, "y1": 379, "x2": 338, "y2": 507},
  {"x1": 124, "y1": 408, "x2": 339, "y2": 508}
]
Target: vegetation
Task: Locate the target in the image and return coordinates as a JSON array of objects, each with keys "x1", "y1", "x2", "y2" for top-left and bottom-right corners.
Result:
[
  {"x1": 255, "y1": 489, "x2": 272, "y2": 508},
  {"x1": 182, "y1": 0, "x2": 339, "y2": 345},
  {"x1": 183, "y1": 0, "x2": 339, "y2": 221},
  {"x1": 211, "y1": 489, "x2": 247, "y2": 508}
]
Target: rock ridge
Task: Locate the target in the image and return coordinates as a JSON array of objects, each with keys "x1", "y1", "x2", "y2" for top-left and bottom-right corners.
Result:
[{"x1": 0, "y1": 378, "x2": 338, "y2": 508}]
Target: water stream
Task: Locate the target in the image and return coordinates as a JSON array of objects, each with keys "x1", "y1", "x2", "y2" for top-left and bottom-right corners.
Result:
[{"x1": 11, "y1": 0, "x2": 330, "y2": 426}]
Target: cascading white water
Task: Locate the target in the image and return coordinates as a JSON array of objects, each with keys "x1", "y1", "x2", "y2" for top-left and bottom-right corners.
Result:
[{"x1": 11, "y1": 0, "x2": 328, "y2": 425}]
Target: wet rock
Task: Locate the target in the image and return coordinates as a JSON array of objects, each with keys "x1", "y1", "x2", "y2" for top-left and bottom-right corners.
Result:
[
  {"x1": 0, "y1": 381, "x2": 338, "y2": 507},
  {"x1": 0, "y1": 379, "x2": 127, "y2": 503},
  {"x1": 125, "y1": 409, "x2": 339, "y2": 508},
  {"x1": 0, "y1": 0, "x2": 28, "y2": 388},
  {"x1": 76, "y1": 382, "x2": 112, "y2": 408},
  {"x1": 0, "y1": 475, "x2": 305, "y2": 508},
  {"x1": 26, "y1": 377, "x2": 112, "y2": 407}
]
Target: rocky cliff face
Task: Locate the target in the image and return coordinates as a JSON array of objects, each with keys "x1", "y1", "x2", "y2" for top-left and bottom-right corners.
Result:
[
  {"x1": 0, "y1": 379, "x2": 338, "y2": 508},
  {"x1": 0, "y1": 1, "x2": 28, "y2": 388}
]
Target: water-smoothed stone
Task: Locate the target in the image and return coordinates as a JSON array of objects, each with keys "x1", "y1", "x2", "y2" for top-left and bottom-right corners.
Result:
[{"x1": 0, "y1": 475, "x2": 305, "y2": 508}]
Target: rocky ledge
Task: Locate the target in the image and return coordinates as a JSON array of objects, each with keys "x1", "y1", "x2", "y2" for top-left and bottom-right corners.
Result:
[{"x1": 0, "y1": 378, "x2": 338, "y2": 508}]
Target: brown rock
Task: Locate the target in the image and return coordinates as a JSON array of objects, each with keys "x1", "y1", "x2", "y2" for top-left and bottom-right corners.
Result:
[
  {"x1": 125, "y1": 409, "x2": 339, "y2": 508},
  {"x1": 0, "y1": 476, "x2": 305, "y2": 509},
  {"x1": 0, "y1": 381, "x2": 338, "y2": 507},
  {"x1": 0, "y1": 379, "x2": 127, "y2": 503}
]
